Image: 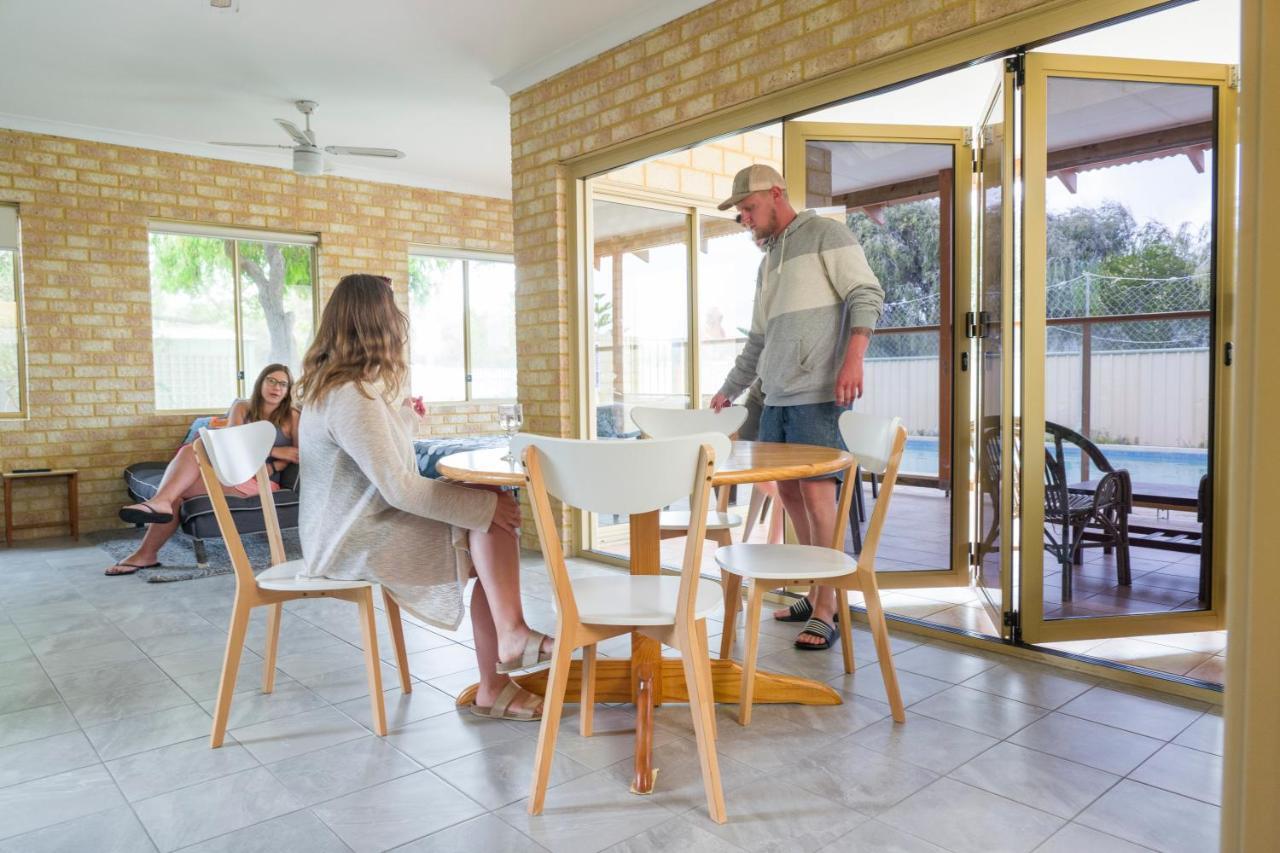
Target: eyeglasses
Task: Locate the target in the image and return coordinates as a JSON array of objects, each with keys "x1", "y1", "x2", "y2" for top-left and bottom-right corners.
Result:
[{"x1": 264, "y1": 377, "x2": 291, "y2": 389}]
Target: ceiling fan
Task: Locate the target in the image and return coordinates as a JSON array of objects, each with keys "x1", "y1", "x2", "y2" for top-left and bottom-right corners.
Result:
[{"x1": 210, "y1": 100, "x2": 405, "y2": 175}]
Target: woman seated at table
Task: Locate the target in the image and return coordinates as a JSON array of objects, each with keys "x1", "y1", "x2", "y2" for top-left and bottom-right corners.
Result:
[
  {"x1": 295, "y1": 273, "x2": 552, "y2": 721},
  {"x1": 105, "y1": 364, "x2": 299, "y2": 576}
]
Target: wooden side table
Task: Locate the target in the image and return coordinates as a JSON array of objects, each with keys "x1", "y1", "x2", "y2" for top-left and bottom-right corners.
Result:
[{"x1": 2, "y1": 469, "x2": 79, "y2": 546}]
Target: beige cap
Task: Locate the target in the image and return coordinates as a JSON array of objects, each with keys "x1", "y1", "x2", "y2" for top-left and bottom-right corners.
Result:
[{"x1": 717, "y1": 163, "x2": 785, "y2": 210}]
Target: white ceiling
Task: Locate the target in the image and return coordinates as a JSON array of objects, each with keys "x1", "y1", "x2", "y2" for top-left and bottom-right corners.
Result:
[{"x1": 0, "y1": 0, "x2": 711, "y2": 199}]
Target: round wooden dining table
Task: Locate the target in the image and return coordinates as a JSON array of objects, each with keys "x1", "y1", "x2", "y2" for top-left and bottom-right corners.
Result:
[{"x1": 437, "y1": 439, "x2": 853, "y2": 794}]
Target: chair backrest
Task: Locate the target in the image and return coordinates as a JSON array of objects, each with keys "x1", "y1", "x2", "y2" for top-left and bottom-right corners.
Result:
[
  {"x1": 836, "y1": 411, "x2": 908, "y2": 570},
  {"x1": 631, "y1": 406, "x2": 747, "y2": 444},
  {"x1": 192, "y1": 421, "x2": 286, "y2": 588},
  {"x1": 511, "y1": 432, "x2": 726, "y2": 627}
]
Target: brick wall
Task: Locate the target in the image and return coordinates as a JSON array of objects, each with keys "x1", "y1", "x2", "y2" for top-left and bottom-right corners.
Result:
[
  {"x1": 0, "y1": 128, "x2": 512, "y2": 539},
  {"x1": 603, "y1": 129, "x2": 782, "y2": 202},
  {"x1": 508, "y1": 0, "x2": 1056, "y2": 546}
]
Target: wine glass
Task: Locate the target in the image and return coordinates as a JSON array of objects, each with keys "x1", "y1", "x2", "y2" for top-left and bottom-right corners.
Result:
[{"x1": 498, "y1": 402, "x2": 524, "y2": 462}]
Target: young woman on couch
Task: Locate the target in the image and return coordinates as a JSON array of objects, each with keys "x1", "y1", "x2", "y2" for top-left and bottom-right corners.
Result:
[
  {"x1": 105, "y1": 364, "x2": 300, "y2": 576},
  {"x1": 295, "y1": 273, "x2": 552, "y2": 721}
]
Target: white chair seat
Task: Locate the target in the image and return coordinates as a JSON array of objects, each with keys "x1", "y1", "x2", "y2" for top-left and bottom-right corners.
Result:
[
  {"x1": 659, "y1": 510, "x2": 742, "y2": 531},
  {"x1": 715, "y1": 543, "x2": 857, "y2": 581},
  {"x1": 572, "y1": 576, "x2": 723, "y2": 626},
  {"x1": 256, "y1": 559, "x2": 372, "y2": 592}
]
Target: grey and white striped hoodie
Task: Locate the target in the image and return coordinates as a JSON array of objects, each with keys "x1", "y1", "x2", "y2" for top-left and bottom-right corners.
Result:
[{"x1": 718, "y1": 209, "x2": 885, "y2": 406}]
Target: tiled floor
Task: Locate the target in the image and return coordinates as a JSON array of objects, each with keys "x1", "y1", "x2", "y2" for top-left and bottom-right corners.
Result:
[{"x1": 0, "y1": 538, "x2": 1223, "y2": 852}]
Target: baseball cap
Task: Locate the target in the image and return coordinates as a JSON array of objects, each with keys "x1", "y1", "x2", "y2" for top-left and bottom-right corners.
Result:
[{"x1": 717, "y1": 164, "x2": 785, "y2": 211}]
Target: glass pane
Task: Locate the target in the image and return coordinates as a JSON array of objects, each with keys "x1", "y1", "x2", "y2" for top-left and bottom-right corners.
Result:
[
  {"x1": 467, "y1": 259, "x2": 517, "y2": 399},
  {"x1": 149, "y1": 234, "x2": 237, "y2": 410},
  {"x1": 1042, "y1": 76, "x2": 1215, "y2": 619},
  {"x1": 0, "y1": 249, "x2": 18, "y2": 413},
  {"x1": 409, "y1": 256, "x2": 466, "y2": 402},
  {"x1": 589, "y1": 199, "x2": 691, "y2": 560},
  {"x1": 697, "y1": 215, "x2": 759, "y2": 406},
  {"x1": 238, "y1": 241, "x2": 314, "y2": 391},
  {"x1": 806, "y1": 139, "x2": 954, "y2": 575}
]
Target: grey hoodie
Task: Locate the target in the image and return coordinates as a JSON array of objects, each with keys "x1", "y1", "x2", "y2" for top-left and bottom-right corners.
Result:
[{"x1": 718, "y1": 210, "x2": 884, "y2": 406}]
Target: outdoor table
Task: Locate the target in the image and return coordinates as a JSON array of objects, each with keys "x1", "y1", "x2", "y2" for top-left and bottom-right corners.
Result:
[{"x1": 437, "y1": 439, "x2": 851, "y2": 794}]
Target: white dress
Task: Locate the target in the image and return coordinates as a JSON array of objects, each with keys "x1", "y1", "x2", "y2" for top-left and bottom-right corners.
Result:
[{"x1": 297, "y1": 382, "x2": 497, "y2": 630}]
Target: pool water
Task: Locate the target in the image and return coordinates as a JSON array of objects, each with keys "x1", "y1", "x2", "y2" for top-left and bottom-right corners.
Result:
[{"x1": 902, "y1": 436, "x2": 1208, "y2": 487}]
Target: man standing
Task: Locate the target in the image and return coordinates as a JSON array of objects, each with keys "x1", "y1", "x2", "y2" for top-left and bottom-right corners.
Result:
[{"x1": 710, "y1": 164, "x2": 884, "y2": 650}]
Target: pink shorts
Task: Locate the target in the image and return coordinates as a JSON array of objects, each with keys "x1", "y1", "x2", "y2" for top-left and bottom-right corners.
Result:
[{"x1": 230, "y1": 479, "x2": 281, "y2": 498}]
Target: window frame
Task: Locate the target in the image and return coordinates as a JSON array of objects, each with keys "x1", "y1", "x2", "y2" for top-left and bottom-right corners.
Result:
[
  {"x1": 408, "y1": 246, "x2": 518, "y2": 403},
  {"x1": 147, "y1": 222, "x2": 319, "y2": 414},
  {"x1": 0, "y1": 204, "x2": 27, "y2": 419}
]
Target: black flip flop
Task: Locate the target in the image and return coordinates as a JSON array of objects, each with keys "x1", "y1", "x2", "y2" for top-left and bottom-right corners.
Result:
[
  {"x1": 794, "y1": 617, "x2": 838, "y2": 651},
  {"x1": 105, "y1": 561, "x2": 162, "y2": 576},
  {"x1": 119, "y1": 503, "x2": 173, "y2": 525},
  {"x1": 775, "y1": 598, "x2": 840, "y2": 623}
]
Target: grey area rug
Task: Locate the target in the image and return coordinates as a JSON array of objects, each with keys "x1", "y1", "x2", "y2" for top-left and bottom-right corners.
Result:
[{"x1": 90, "y1": 528, "x2": 302, "y2": 583}]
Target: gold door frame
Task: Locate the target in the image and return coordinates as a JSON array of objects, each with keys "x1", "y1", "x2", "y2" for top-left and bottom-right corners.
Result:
[
  {"x1": 1018, "y1": 53, "x2": 1237, "y2": 644},
  {"x1": 782, "y1": 121, "x2": 974, "y2": 590}
]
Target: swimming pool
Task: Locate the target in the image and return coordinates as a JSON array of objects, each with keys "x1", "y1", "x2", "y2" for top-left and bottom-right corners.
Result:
[{"x1": 902, "y1": 436, "x2": 1208, "y2": 486}]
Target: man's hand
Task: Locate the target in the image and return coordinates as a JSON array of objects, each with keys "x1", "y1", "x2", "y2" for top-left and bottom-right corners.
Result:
[
  {"x1": 709, "y1": 392, "x2": 732, "y2": 412},
  {"x1": 835, "y1": 357, "x2": 864, "y2": 406}
]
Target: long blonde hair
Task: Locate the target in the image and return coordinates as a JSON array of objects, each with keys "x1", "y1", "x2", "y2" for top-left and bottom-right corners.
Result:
[{"x1": 297, "y1": 274, "x2": 408, "y2": 407}]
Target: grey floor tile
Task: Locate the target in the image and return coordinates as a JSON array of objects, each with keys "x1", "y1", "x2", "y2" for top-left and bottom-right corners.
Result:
[
  {"x1": 433, "y1": 736, "x2": 592, "y2": 811},
  {"x1": 151, "y1": 645, "x2": 262, "y2": 680},
  {"x1": 779, "y1": 738, "x2": 939, "y2": 816},
  {"x1": 1058, "y1": 686, "x2": 1206, "y2": 740},
  {"x1": 908, "y1": 685, "x2": 1047, "y2": 739},
  {"x1": 950, "y1": 741, "x2": 1119, "y2": 819},
  {"x1": 171, "y1": 657, "x2": 293, "y2": 704},
  {"x1": 890, "y1": 643, "x2": 998, "y2": 683},
  {"x1": 265, "y1": 734, "x2": 421, "y2": 806},
  {"x1": 1035, "y1": 822, "x2": 1155, "y2": 853},
  {"x1": 1130, "y1": 742, "x2": 1223, "y2": 806},
  {"x1": 49, "y1": 657, "x2": 169, "y2": 697},
  {"x1": 599, "y1": 816, "x2": 742, "y2": 853},
  {"x1": 880, "y1": 778, "x2": 1064, "y2": 853},
  {"x1": 495, "y1": 769, "x2": 674, "y2": 853},
  {"x1": 406, "y1": 644, "x2": 481, "y2": 680},
  {"x1": 849, "y1": 713, "x2": 1000, "y2": 774},
  {"x1": 1172, "y1": 710, "x2": 1223, "y2": 756},
  {"x1": 0, "y1": 657, "x2": 44, "y2": 688},
  {"x1": 83, "y1": 702, "x2": 214, "y2": 761},
  {"x1": 1008, "y1": 712, "x2": 1164, "y2": 776},
  {"x1": 961, "y1": 662, "x2": 1096, "y2": 710},
  {"x1": 1077, "y1": 779, "x2": 1220, "y2": 853},
  {"x1": 273, "y1": 644, "x2": 370, "y2": 681},
  {"x1": 198, "y1": 680, "x2": 328, "y2": 729},
  {"x1": 132, "y1": 766, "x2": 303, "y2": 852},
  {"x1": 739, "y1": 690, "x2": 890, "y2": 738},
  {"x1": 34, "y1": 638, "x2": 147, "y2": 677},
  {"x1": 829, "y1": 663, "x2": 952, "y2": 707},
  {"x1": 386, "y1": 709, "x2": 530, "y2": 768},
  {"x1": 817, "y1": 820, "x2": 950, "y2": 853},
  {"x1": 684, "y1": 774, "x2": 869, "y2": 852},
  {"x1": 0, "y1": 677, "x2": 59, "y2": 716},
  {"x1": 313, "y1": 770, "x2": 485, "y2": 853},
  {"x1": 0, "y1": 730, "x2": 100, "y2": 788},
  {"x1": 394, "y1": 814, "x2": 547, "y2": 852},
  {"x1": 229, "y1": 705, "x2": 369, "y2": 765},
  {"x1": 0, "y1": 702, "x2": 78, "y2": 749},
  {"x1": 293, "y1": 661, "x2": 403, "y2": 704},
  {"x1": 602, "y1": 738, "x2": 762, "y2": 815},
  {"x1": 105, "y1": 736, "x2": 258, "y2": 802},
  {"x1": 540, "y1": 706, "x2": 678, "y2": 772},
  {"x1": 172, "y1": 809, "x2": 349, "y2": 853},
  {"x1": 0, "y1": 764, "x2": 128, "y2": 842},
  {"x1": 27, "y1": 622, "x2": 129, "y2": 657},
  {"x1": 63, "y1": 677, "x2": 194, "y2": 728},
  {"x1": 334, "y1": 684, "x2": 455, "y2": 733},
  {"x1": 0, "y1": 805, "x2": 157, "y2": 853}
]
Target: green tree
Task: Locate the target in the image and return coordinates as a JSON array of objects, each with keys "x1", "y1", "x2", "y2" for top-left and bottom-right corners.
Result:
[{"x1": 848, "y1": 198, "x2": 941, "y2": 327}]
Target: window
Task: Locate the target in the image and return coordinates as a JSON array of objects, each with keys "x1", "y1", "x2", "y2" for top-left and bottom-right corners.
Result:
[
  {"x1": 408, "y1": 250, "x2": 517, "y2": 402},
  {"x1": 148, "y1": 224, "x2": 317, "y2": 411},
  {"x1": 0, "y1": 205, "x2": 24, "y2": 416}
]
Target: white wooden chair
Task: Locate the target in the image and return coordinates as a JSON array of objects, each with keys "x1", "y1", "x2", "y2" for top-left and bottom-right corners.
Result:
[
  {"x1": 193, "y1": 422, "x2": 412, "y2": 747},
  {"x1": 513, "y1": 431, "x2": 729, "y2": 823},
  {"x1": 714, "y1": 411, "x2": 908, "y2": 726}
]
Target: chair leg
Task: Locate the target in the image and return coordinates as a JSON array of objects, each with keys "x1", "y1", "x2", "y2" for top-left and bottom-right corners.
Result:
[
  {"x1": 382, "y1": 588, "x2": 413, "y2": 694},
  {"x1": 718, "y1": 571, "x2": 742, "y2": 660},
  {"x1": 357, "y1": 589, "x2": 388, "y2": 736},
  {"x1": 680, "y1": 622, "x2": 726, "y2": 824},
  {"x1": 836, "y1": 588, "x2": 855, "y2": 674},
  {"x1": 1117, "y1": 511, "x2": 1133, "y2": 587},
  {"x1": 528, "y1": 635, "x2": 575, "y2": 816},
  {"x1": 738, "y1": 580, "x2": 765, "y2": 726},
  {"x1": 580, "y1": 643, "x2": 597, "y2": 737},
  {"x1": 741, "y1": 487, "x2": 767, "y2": 543},
  {"x1": 692, "y1": 619, "x2": 717, "y2": 741},
  {"x1": 262, "y1": 602, "x2": 282, "y2": 693},
  {"x1": 210, "y1": 596, "x2": 253, "y2": 748},
  {"x1": 859, "y1": 572, "x2": 905, "y2": 723},
  {"x1": 854, "y1": 466, "x2": 867, "y2": 523}
]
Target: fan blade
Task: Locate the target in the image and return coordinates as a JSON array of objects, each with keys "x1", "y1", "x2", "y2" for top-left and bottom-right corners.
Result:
[
  {"x1": 324, "y1": 146, "x2": 405, "y2": 159},
  {"x1": 275, "y1": 118, "x2": 312, "y2": 146},
  {"x1": 209, "y1": 142, "x2": 294, "y2": 149}
]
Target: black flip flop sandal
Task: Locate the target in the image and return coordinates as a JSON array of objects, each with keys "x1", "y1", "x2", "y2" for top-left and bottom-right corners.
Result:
[
  {"x1": 105, "y1": 561, "x2": 162, "y2": 576},
  {"x1": 119, "y1": 503, "x2": 173, "y2": 525},
  {"x1": 775, "y1": 598, "x2": 813, "y2": 623},
  {"x1": 794, "y1": 617, "x2": 838, "y2": 650}
]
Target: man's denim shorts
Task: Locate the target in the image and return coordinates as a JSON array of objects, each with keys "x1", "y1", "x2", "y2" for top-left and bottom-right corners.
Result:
[{"x1": 758, "y1": 402, "x2": 847, "y2": 480}]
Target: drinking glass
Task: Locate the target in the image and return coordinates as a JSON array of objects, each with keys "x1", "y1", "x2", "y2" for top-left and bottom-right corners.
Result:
[{"x1": 498, "y1": 402, "x2": 524, "y2": 462}]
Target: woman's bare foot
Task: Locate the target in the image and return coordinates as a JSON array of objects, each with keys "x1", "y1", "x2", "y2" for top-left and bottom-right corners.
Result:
[{"x1": 496, "y1": 626, "x2": 554, "y2": 668}]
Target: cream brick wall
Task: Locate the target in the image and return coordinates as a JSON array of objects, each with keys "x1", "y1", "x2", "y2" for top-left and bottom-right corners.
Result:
[
  {"x1": 604, "y1": 129, "x2": 782, "y2": 202},
  {"x1": 0, "y1": 128, "x2": 512, "y2": 539},
  {"x1": 508, "y1": 0, "x2": 1059, "y2": 546}
]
